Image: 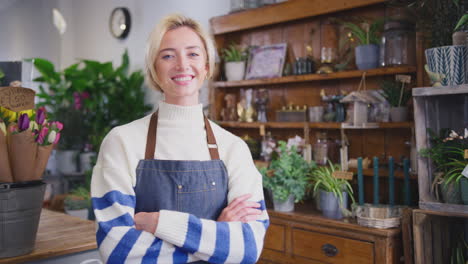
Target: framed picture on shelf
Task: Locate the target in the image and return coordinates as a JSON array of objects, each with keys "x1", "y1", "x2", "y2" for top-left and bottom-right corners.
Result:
[{"x1": 245, "y1": 43, "x2": 287, "y2": 80}]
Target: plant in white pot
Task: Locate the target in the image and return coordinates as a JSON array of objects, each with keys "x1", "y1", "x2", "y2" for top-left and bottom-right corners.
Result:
[
  {"x1": 311, "y1": 160, "x2": 355, "y2": 219},
  {"x1": 221, "y1": 43, "x2": 247, "y2": 81},
  {"x1": 379, "y1": 79, "x2": 411, "y2": 122},
  {"x1": 342, "y1": 18, "x2": 384, "y2": 70},
  {"x1": 260, "y1": 141, "x2": 314, "y2": 212},
  {"x1": 64, "y1": 186, "x2": 91, "y2": 220}
]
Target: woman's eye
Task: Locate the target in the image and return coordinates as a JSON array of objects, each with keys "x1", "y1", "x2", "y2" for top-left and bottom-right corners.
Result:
[
  {"x1": 162, "y1": 54, "x2": 173, "y2": 59},
  {"x1": 189, "y1": 53, "x2": 199, "y2": 57}
]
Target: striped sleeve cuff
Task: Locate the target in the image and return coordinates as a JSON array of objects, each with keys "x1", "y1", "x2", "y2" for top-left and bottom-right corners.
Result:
[{"x1": 154, "y1": 210, "x2": 189, "y2": 245}]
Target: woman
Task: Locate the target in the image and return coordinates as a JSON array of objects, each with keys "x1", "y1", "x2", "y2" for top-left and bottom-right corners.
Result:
[{"x1": 91, "y1": 14, "x2": 269, "y2": 263}]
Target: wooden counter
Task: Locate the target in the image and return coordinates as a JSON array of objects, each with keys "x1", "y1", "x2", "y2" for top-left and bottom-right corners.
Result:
[{"x1": 0, "y1": 209, "x2": 97, "y2": 264}]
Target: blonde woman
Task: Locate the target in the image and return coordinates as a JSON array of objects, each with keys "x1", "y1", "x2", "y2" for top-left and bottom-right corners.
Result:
[{"x1": 91, "y1": 14, "x2": 269, "y2": 263}]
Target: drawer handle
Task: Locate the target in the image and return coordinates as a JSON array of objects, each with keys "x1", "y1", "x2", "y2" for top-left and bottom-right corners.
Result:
[{"x1": 321, "y1": 243, "x2": 338, "y2": 257}]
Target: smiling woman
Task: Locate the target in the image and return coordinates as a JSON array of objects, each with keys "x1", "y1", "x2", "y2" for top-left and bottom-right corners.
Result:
[{"x1": 91, "y1": 14, "x2": 269, "y2": 264}]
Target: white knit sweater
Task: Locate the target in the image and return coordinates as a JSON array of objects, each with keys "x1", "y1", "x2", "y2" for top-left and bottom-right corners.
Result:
[{"x1": 91, "y1": 101, "x2": 269, "y2": 263}]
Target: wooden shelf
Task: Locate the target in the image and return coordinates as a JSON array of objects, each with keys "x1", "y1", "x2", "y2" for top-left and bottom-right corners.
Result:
[
  {"x1": 213, "y1": 66, "x2": 417, "y2": 88},
  {"x1": 217, "y1": 121, "x2": 413, "y2": 129},
  {"x1": 210, "y1": 0, "x2": 386, "y2": 35}
]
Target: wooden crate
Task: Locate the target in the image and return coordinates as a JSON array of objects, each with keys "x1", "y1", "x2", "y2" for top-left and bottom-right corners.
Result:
[
  {"x1": 412, "y1": 209, "x2": 468, "y2": 264},
  {"x1": 412, "y1": 85, "x2": 468, "y2": 215}
]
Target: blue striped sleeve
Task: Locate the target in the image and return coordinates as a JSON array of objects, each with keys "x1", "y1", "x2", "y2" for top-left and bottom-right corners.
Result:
[
  {"x1": 182, "y1": 214, "x2": 202, "y2": 254},
  {"x1": 240, "y1": 224, "x2": 257, "y2": 264},
  {"x1": 92, "y1": 190, "x2": 135, "y2": 210},
  {"x1": 207, "y1": 222, "x2": 230, "y2": 263},
  {"x1": 142, "y1": 239, "x2": 163, "y2": 264},
  {"x1": 96, "y1": 213, "x2": 134, "y2": 246},
  {"x1": 108, "y1": 228, "x2": 142, "y2": 264},
  {"x1": 173, "y1": 247, "x2": 189, "y2": 263}
]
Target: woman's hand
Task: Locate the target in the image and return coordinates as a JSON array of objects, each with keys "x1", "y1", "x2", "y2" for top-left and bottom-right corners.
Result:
[
  {"x1": 135, "y1": 212, "x2": 159, "y2": 234},
  {"x1": 217, "y1": 193, "x2": 262, "y2": 222}
]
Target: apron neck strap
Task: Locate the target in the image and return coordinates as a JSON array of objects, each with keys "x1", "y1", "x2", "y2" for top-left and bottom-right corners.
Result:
[{"x1": 144, "y1": 111, "x2": 220, "y2": 160}]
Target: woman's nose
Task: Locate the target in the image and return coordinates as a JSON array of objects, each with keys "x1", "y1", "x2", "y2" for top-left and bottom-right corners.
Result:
[{"x1": 176, "y1": 56, "x2": 189, "y2": 70}]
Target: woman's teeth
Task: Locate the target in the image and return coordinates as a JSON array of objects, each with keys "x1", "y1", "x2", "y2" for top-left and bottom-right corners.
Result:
[{"x1": 173, "y1": 76, "x2": 192, "y2": 81}]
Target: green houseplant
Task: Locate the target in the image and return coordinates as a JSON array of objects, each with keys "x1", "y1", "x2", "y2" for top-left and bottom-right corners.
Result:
[
  {"x1": 420, "y1": 128, "x2": 468, "y2": 204},
  {"x1": 221, "y1": 43, "x2": 247, "y2": 81},
  {"x1": 311, "y1": 160, "x2": 355, "y2": 219},
  {"x1": 64, "y1": 186, "x2": 90, "y2": 219},
  {"x1": 379, "y1": 79, "x2": 411, "y2": 122},
  {"x1": 260, "y1": 141, "x2": 314, "y2": 212},
  {"x1": 342, "y1": 18, "x2": 384, "y2": 70}
]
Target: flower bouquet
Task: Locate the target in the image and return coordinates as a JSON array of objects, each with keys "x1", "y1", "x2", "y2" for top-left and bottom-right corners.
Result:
[{"x1": 0, "y1": 86, "x2": 63, "y2": 183}]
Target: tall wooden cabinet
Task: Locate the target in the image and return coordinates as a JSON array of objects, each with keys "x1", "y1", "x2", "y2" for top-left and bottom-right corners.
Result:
[{"x1": 209, "y1": 0, "x2": 423, "y2": 263}]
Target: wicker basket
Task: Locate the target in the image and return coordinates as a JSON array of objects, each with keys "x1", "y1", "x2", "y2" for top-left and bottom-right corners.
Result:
[{"x1": 355, "y1": 204, "x2": 403, "y2": 229}]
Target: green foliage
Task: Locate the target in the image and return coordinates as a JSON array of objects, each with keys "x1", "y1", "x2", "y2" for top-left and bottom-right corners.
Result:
[
  {"x1": 261, "y1": 141, "x2": 314, "y2": 203},
  {"x1": 454, "y1": 14, "x2": 468, "y2": 32},
  {"x1": 31, "y1": 50, "x2": 152, "y2": 151},
  {"x1": 64, "y1": 186, "x2": 90, "y2": 210},
  {"x1": 379, "y1": 79, "x2": 411, "y2": 107},
  {"x1": 310, "y1": 160, "x2": 355, "y2": 207},
  {"x1": 0, "y1": 69, "x2": 4, "y2": 81},
  {"x1": 342, "y1": 18, "x2": 384, "y2": 45},
  {"x1": 420, "y1": 128, "x2": 468, "y2": 185},
  {"x1": 221, "y1": 43, "x2": 247, "y2": 62}
]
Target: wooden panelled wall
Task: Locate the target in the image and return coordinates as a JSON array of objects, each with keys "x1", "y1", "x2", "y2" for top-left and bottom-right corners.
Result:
[{"x1": 210, "y1": 3, "x2": 418, "y2": 205}]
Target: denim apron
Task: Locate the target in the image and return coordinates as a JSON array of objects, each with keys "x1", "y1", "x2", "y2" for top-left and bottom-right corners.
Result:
[{"x1": 134, "y1": 112, "x2": 228, "y2": 263}]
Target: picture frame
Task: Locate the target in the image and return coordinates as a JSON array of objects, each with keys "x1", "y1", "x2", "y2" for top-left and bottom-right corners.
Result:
[{"x1": 245, "y1": 43, "x2": 287, "y2": 80}]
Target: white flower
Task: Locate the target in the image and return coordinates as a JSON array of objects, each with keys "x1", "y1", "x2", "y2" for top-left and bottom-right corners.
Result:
[
  {"x1": 47, "y1": 130, "x2": 57, "y2": 144},
  {"x1": 464, "y1": 128, "x2": 468, "y2": 139},
  {"x1": 0, "y1": 122, "x2": 5, "y2": 136},
  {"x1": 29, "y1": 121, "x2": 38, "y2": 131},
  {"x1": 449, "y1": 130, "x2": 459, "y2": 139}
]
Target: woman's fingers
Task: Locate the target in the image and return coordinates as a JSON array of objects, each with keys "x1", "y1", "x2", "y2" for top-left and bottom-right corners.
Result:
[
  {"x1": 226, "y1": 193, "x2": 252, "y2": 210},
  {"x1": 217, "y1": 194, "x2": 262, "y2": 222}
]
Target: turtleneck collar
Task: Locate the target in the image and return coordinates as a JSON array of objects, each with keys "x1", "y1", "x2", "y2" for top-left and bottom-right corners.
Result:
[{"x1": 157, "y1": 100, "x2": 204, "y2": 122}]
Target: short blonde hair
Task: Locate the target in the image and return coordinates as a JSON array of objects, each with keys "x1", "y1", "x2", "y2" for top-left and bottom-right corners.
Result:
[{"x1": 145, "y1": 14, "x2": 216, "y2": 91}]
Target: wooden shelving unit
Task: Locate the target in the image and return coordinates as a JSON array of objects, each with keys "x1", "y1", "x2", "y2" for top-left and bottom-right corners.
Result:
[
  {"x1": 217, "y1": 121, "x2": 414, "y2": 129},
  {"x1": 214, "y1": 66, "x2": 417, "y2": 88}
]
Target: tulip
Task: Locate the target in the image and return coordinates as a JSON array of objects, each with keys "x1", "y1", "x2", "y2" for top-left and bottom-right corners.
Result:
[
  {"x1": 0, "y1": 106, "x2": 17, "y2": 123},
  {"x1": 51, "y1": 121, "x2": 64, "y2": 131},
  {"x1": 30, "y1": 120, "x2": 39, "y2": 131},
  {"x1": 9, "y1": 123, "x2": 18, "y2": 133},
  {"x1": 53, "y1": 132, "x2": 61, "y2": 145},
  {"x1": 36, "y1": 126, "x2": 49, "y2": 145},
  {"x1": 18, "y1": 113, "x2": 30, "y2": 131},
  {"x1": 36, "y1": 108, "x2": 46, "y2": 125},
  {"x1": 47, "y1": 130, "x2": 57, "y2": 145},
  {"x1": 0, "y1": 121, "x2": 5, "y2": 136}
]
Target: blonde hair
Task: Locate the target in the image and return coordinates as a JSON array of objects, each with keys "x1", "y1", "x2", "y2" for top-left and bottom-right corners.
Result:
[{"x1": 145, "y1": 14, "x2": 216, "y2": 91}]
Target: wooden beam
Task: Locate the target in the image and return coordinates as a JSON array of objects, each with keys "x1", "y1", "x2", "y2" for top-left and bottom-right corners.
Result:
[{"x1": 210, "y1": 0, "x2": 387, "y2": 35}]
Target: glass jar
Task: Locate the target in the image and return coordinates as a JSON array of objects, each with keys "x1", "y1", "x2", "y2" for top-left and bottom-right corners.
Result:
[
  {"x1": 230, "y1": 0, "x2": 246, "y2": 12},
  {"x1": 313, "y1": 132, "x2": 329, "y2": 165},
  {"x1": 381, "y1": 20, "x2": 416, "y2": 67}
]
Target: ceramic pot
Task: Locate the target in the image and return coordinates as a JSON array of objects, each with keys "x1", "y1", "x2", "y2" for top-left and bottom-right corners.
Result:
[
  {"x1": 225, "y1": 61, "x2": 245, "y2": 81},
  {"x1": 355, "y1": 44, "x2": 379, "y2": 70},
  {"x1": 320, "y1": 190, "x2": 348, "y2": 219},
  {"x1": 390, "y1": 106, "x2": 408, "y2": 122},
  {"x1": 425, "y1": 45, "x2": 468, "y2": 86},
  {"x1": 56, "y1": 150, "x2": 79, "y2": 174},
  {"x1": 440, "y1": 180, "x2": 462, "y2": 204},
  {"x1": 273, "y1": 194, "x2": 295, "y2": 212}
]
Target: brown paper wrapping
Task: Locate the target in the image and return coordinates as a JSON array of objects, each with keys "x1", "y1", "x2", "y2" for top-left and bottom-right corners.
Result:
[
  {"x1": 34, "y1": 144, "x2": 54, "y2": 180},
  {"x1": 9, "y1": 130, "x2": 37, "y2": 182},
  {"x1": 0, "y1": 131, "x2": 13, "y2": 182}
]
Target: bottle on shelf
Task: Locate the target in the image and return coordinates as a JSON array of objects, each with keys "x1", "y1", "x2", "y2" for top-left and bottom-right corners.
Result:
[{"x1": 313, "y1": 132, "x2": 329, "y2": 165}]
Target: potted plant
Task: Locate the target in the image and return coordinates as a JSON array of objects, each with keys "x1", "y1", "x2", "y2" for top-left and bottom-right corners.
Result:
[
  {"x1": 64, "y1": 186, "x2": 91, "y2": 220},
  {"x1": 420, "y1": 128, "x2": 468, "y2": 204},
  {"x1": 379, "y1": 79, "x2": 411, "y2": 122},
  {"x1": 221, "y1": 43, "x2": 247, "y2": 81},
  {"x1": 32, "y1": 50, "x2": 152, "y2": 174},
  {"x1": 452, "y1": 13, "x2": 468, "y2": 45},
  {"x1": 342, "y1": 18, "x2": 384, "y2": 70},
  {"x1": 311, "y1": 160, "x2": 355, "y2": 219},
  {"x1": 260, "y1": 141, "x2": 313, "y2": 212},
  {"x1": 413, "y1": 0, "x2": 468, "y2": 86}
]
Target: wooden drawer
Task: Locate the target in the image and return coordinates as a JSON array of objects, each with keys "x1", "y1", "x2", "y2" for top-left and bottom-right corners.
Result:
[
  {"x1": 264, "y1": 223, "x2": 286, "y2": 252},
  {"x1": 292, "y1": 228, "x2": 374, "y2": 264}
]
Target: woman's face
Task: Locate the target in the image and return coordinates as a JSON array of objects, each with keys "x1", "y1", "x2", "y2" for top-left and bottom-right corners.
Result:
[{"x1": 155, "y1": 26, "x2": 208, "y2": 106}]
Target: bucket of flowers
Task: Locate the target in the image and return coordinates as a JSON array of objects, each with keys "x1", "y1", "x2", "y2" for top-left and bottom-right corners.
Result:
[{"x1": 0, "y1": 86, "x2": 63, "y2": 258}]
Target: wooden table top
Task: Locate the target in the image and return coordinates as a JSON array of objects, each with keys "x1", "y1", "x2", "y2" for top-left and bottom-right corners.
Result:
[{"x1": 0, "y1": 209, "x2": 97, "y2": 264}]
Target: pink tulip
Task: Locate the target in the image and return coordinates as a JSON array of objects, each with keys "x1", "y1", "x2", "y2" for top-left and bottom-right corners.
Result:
[
  {"x1": 51, "y1": 121, "x2": 64, "y2": 131},
  {"x1": 53, "y1": 132, "x2": 61, "y2": 144},
  {"x1": 36, "y1": 107, "x2": 46, "y2": 125},
  {"x1": 36, "y1": 126, "x2": 49, "y2": 144}
]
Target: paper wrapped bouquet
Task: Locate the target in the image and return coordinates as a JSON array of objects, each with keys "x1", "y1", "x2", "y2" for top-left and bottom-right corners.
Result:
[{"x1": 0, "y1": 86, "x2": 63, "y2": 183}]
